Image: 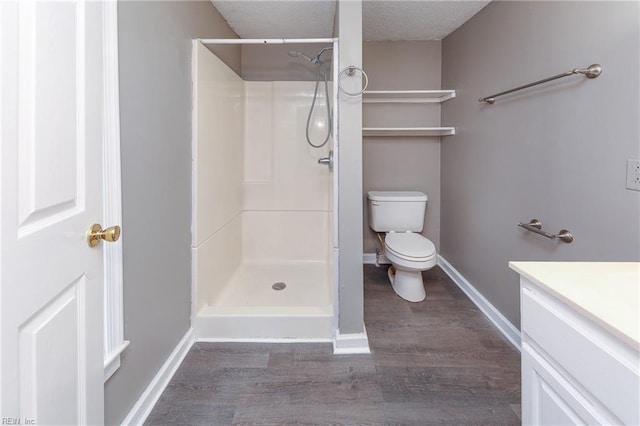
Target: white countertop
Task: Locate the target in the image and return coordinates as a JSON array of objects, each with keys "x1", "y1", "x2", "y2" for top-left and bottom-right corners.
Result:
[{"x1": 509, "y1": 262, "x2": 640, "y2": 349}]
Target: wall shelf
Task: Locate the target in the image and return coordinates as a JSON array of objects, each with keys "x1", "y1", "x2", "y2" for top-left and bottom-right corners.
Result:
[
  {"x1": 363, "y1": 89, "x2": 456, "y2": 137},
  {"x1": 363, "y1": 127, "x2": 456, "y2": 137},
  {"x1": 363, "y1": 90, "x2": 456, "y2": 103}
]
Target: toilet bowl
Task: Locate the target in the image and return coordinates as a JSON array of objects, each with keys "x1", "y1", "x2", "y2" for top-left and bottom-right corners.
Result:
[
  {"x1": 367, "y1": 190, "x2": 437, "y2": 302},
  {"x1": 383, "y1": 231, "x2": 436, "y2": 302}
]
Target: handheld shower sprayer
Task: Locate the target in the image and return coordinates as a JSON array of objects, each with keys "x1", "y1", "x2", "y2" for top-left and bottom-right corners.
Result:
[{"x1": 287, "y1": 46, "x2": 333, "y2": 149}]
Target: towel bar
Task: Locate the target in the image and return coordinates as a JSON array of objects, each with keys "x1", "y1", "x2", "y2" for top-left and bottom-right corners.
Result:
[
  {"x1": 518, "y1": 219, "x2": 574, "y2": 243},
  {"x1": 480, "y1": 64, "x2": 602, "y2": 104}
]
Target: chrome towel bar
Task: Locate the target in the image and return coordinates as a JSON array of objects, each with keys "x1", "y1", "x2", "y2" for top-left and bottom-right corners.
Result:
[
  {"x1": 479, "y1": 64, "x2": 602, "y2": 104},
  {"x1": 518, "y1": 219, "x2": 574, "y2": 244}
]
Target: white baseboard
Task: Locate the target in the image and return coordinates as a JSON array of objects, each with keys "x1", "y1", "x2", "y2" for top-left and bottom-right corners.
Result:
[
  {"x1": 363, "y1": 252, "x2": 390, "y2": 265},
  {"x1": 333, "y1": 328, "x2": 371, "y2": 354},
  {"x1": 363, "y1": 253, "x2": 377, "y2": 264},
  {"x1": 121, "y1": 328, "x2": 195, "y2": 425},
  {"x1": 437, "y1": 255, "x2": 521, "y2": 351}
]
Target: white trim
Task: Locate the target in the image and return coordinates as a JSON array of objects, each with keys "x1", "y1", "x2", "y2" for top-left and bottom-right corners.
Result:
[
  {"x1": 437, "y1": 255, "x2": 521, "y2": 351},
  {"x1": 121, "y1": 328, "x2": 195, "y2": 426},
  {"x1": 332, "y1": 248, "x2": 340, "y2": 339},
  {"x1": 198, "y1": 37, "x2": 338, "y2": 45},
  {"x1": 333, "y1": 329, "x2": 371, "y2": 354},
  {"x1": 102, "y1": 0, "x2": 128, "y2": 382},
  {"x1": 363, "y1": 252, "x2": 377, "y2": 264},
  {"x1": 363, "y1": 252, "x2": 391, "y2": 265},
  {"x1": 196, "y1": 337, "x2": 333, "y2": 344},
  {"x1": 103, "y1": 340, "x2": 129, "y2": 383},
  {"x1": 331, "y1": 40, "x2": 340, "y2": 340},
  {"x1": 190, "y1": 39, "x2": 199, "y2": 334},
  {"x1": 0, "y1": 2, "x2": 4, "y2": 410}
]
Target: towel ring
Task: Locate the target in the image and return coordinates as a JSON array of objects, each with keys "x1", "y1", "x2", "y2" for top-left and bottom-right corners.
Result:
[{"x1": 338, "y1": 66, "x2": 369, "y2": 97}]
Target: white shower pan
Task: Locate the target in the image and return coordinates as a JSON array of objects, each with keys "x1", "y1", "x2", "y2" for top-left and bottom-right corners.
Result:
[{"x1": 196, "y1": 260, "x2": 333, "y2": 340}]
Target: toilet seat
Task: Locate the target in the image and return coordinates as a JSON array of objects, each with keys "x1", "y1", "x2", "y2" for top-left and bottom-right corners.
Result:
[{"x1": 385, "y1": 232, "x2": 436, "y2": 262}]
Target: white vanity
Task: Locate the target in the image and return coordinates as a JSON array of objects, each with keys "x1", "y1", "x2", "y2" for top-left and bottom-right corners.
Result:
[{"x1": 510, "y1": 262, "x2": 640, "y2": 425}]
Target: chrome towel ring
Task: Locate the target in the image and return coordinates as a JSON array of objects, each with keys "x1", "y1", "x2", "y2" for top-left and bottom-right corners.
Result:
[{"x1": 338, "y1": 66, "x2": 369, "y2": 97}]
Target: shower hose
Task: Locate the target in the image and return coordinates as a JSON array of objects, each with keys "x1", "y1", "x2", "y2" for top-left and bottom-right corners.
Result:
[{"x1": 305, "y1": 62, "x2": 332, "y2": 149}]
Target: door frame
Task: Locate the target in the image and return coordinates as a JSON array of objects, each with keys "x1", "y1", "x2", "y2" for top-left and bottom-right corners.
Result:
[{"x1": 102, "y1": 0, "x2": 128, "y2": 383}]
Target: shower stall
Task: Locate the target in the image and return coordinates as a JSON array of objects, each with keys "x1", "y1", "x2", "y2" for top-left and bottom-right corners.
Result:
[{"x1": 191, "y1": 38, "x2": 339, "y2": 340}]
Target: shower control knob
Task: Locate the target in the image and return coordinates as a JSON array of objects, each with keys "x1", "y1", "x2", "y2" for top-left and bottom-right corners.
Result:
[{"x1": 317, "y1": 150, "x2": 333, "y2": 171}]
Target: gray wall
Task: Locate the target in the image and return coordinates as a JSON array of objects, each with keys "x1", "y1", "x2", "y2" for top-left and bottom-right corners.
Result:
[
  {"x1": 241, "y1": 44, "x2": 333, "y2": 81},
  {"x1": 441, "y1": 1, "x2": 640, "y2": 328},
  {"x1": 105, "y1": 2, "x2": 239, "y2": 424},
  {"x1": 363, "y1": 41, "x2": 442, "y2": 253}
]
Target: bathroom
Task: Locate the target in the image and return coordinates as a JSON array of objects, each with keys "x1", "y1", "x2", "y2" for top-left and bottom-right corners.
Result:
[{"x1": 105, "y1": 1, "x2": 639, "y2": 424}]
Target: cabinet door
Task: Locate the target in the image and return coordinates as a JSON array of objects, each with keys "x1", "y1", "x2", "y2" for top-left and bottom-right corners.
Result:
[
  {"x1": 522, "y1": 343, "x2": 620, "y2": 426},
  {"x1": 521, "y1": 284, "x2": 640, "y2": 424}
]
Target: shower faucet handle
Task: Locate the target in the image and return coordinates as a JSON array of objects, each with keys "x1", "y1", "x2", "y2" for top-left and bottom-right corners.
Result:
[{"x1": 317, "y1": 150, "x2": 333, "y2": 171}]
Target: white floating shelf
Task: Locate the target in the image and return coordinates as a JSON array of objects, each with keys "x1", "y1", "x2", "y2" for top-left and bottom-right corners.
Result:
[
  {"x1": 362, "y1": 127, "x2": 456, "y2": 137},
  {"x1": 363, "y1": 90, "x2": 456, "y2": 103}
]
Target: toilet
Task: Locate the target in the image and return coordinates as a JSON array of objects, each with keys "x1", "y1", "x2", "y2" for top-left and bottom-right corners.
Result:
[{"x1": 368, "y1": 191, "x2": 437, "y2": 302}]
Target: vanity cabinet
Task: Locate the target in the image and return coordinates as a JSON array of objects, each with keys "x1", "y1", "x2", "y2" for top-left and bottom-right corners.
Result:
[{"x1": 511, "y1": 262, "x2": 640, "y2": 426}]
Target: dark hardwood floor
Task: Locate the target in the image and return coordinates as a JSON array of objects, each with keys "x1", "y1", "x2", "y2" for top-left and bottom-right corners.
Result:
[{"x1": 145, "y1": 265, "x2": 521, "y2": 425}]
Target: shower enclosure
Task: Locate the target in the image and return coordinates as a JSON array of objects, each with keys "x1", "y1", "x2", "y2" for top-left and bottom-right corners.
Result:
[{"x1": 191, "y1": 38, "x2": 339, "y2": 340}]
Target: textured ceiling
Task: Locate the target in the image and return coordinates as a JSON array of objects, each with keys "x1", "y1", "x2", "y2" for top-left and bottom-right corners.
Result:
[
  {"x1": 211, "y1": 1, "x2": 338, "y2": 39},
  {"x1": 363, "y1": 1, "x2": 491, "y2": 41},
  {"x1": 211, "y1": 0, "x2": 491, "y2": 41}
]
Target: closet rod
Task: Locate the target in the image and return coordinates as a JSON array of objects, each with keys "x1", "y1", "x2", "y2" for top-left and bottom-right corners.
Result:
[{"x1": 479, "y1": 64, "x2": 602, "y2": 104}]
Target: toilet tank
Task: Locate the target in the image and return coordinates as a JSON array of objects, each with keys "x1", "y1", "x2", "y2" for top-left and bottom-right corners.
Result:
[{"x1": 368, "y1": 191, "x2": 428, "y2": 232}]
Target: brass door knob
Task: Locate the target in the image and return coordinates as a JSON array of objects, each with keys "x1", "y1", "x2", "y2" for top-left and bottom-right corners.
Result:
[{"x1": 87, "y1": 224, "x2": 121, "y2": 248}]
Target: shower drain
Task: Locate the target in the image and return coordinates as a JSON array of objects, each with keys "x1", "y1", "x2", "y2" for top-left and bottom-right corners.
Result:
[{"x1": 271, "y1": 282, "x2": 287, "y2": 291}]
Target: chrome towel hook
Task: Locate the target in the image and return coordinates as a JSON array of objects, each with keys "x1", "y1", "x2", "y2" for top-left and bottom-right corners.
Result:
[{"x1": 338, "y1": 66, "x2": 369, "y2": 97}]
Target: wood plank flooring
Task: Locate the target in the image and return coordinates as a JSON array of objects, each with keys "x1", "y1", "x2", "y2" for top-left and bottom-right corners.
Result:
[{"x1": 145, "y1": 265, "x2": 521, "y2": 425}]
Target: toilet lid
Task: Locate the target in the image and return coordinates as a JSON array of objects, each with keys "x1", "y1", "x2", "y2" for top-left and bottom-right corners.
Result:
[{"x1": 385, "y1": 232, "x2": 436, "y2": 260}]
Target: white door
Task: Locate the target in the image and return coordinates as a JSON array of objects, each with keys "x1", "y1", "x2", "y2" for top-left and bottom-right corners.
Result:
[{"x1": 1, "y1": 1, "x2": 109, "y2": 424}]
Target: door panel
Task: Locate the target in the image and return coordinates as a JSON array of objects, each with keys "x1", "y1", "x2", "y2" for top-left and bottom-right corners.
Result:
[
  {"x1": 19, "y1": 277, "x2": 85, "y2": 425},
  {"x1": 1, "y1": 1, "x2": 105, "y2": 424},
  {"x1": 17, "y1": 0, "x2": 85, "y2": 235}
]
